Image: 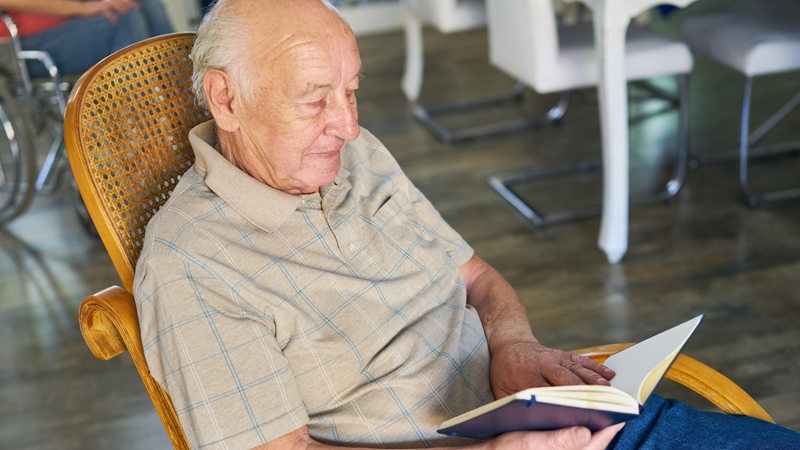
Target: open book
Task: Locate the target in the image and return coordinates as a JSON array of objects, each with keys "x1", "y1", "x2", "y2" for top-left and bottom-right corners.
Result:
[{"x1": 437, "y1": 314, "x2": 704, "y2": 438}]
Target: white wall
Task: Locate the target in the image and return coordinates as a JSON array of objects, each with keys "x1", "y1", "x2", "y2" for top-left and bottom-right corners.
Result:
[
  {"x1": 337, "y1": 1, "x2": 404, "y2": 36},
  {"x1": 162, "y1": 0, "x2": 201, "y2": 31}
]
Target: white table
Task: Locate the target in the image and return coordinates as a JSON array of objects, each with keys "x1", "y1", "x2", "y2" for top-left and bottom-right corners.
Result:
[{"x1": 564, "y1": 0, "x2": 697, "y2": 263}]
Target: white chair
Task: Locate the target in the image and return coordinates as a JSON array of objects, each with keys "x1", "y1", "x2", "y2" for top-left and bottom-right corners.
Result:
[
  {"x1": 403, "y1": 0, "x2": 548, "y2": 143},
  {"x1": 401, "y1": 0, "x2": 487, "y2": 102},
  {"x1": 485, "y1": 0, "x2": 693, "y2": 226},
  {"x1": 680, "y1": 10, "x2": 800, "y2": 207}
]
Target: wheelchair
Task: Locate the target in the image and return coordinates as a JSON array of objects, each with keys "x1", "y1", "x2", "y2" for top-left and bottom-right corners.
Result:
[{"x1": 0, "y1": 11, "x2": 92, "y2": 230}]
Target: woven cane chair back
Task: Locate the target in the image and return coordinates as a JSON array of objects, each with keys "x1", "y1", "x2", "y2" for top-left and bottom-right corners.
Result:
[
  {"x1": 65, "y1": 32, "x2": 208, "y2": 291},
  {"x1": 65, "y1": 32, "x2": 206, "y2": 449}
]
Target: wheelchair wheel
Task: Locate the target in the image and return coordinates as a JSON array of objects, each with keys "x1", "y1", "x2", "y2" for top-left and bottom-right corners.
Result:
[{"x1": 0, "y1": 80, "x2": 37, "y2": 224}]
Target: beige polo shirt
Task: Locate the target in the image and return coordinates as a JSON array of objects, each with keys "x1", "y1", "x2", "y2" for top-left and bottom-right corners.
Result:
[{"x1": 134, "y1": 121, "x2": 492, "y2": 449}]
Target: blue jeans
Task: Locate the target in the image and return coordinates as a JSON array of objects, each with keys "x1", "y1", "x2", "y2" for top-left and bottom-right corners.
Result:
[
  {"x1": 20, "y1": 0, "x2": 174, "y2": 78},
  {"x1": 611, "y1": 395, "x2": 800, "y2": 449}
]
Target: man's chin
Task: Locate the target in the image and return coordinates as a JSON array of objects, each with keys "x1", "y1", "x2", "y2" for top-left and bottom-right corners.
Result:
[{"x1": 303, "y1": 158, "x2": 342, "y2": 192}]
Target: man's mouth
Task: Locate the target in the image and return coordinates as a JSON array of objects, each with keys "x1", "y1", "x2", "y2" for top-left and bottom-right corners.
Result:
[{"x1": 310, "y1": 142, "x2": 344, "y2": 158}]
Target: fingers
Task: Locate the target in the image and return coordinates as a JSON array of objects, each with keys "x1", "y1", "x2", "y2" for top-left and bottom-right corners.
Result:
[
  {"x1": 549, "y1": 423, "x2": 625, "y2": 450},
  {"x1": 491, "y1": 423, "x2": 625, "y2": 450},
  {"x1": 567, "y1": 354, "x2": 614, "y2": 386},
  {"x1": 548, "y1": 426, "x2": 593, "y2": 449},
  {"x1": 582, "y1": 355, "x2": 617, "y2": 381},
  {"x1": 489, "y1": 343, "x2": 617, "y2": 396},
  {"x1": 587, "y1": 423, "x2": 626, "y2": 449},
  {"x1": 541, "y1": 353, "x2": 616, "y2": 387}
]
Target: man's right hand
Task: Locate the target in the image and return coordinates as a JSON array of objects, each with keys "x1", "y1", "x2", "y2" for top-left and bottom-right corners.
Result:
[{"x1": 487, "y1": 423, "x2": 625, "y2": 450}]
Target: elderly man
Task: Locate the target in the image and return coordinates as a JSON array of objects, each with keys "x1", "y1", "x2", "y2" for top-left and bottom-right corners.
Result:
[{"x1": 134, "y1": 1, "x2": 800, "y2": 449}]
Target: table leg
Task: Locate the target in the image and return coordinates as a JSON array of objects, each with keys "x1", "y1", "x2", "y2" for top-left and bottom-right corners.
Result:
[
  {"x1": 592, "y1": 9, "x2": 630, "y2": 264},
  {"x1": 401, "y1": 10, "x2": 423, "y2": 102}
]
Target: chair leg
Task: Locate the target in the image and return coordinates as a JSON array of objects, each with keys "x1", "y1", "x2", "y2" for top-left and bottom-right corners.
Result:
[
  {"x1": 738, "y1": 77, "x2": 800, "y2": 208},
  {"x1": 412, "y1": 85, "x2": 569, "y2": 144},
  {"x1": 652, "y1": 73, "x2": 690, "y2": 202},
  {"x1": 487, "y1": 160, "x2": 603, "y2": 226},
  {"x1": 739, "y1": 76, "x2": 757, "y2": 207},
  {"x1": 488, "y1": 74, "x2": 689, "y2": 228}
]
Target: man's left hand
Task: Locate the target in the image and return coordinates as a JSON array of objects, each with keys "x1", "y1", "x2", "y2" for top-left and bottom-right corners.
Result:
[{"x1": 490, "y1": 341, "x2": 616, "y2": 398}]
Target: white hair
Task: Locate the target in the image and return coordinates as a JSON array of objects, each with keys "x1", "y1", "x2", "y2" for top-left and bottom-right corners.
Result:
[
  {"x1": 190, "y1": 0, "x2": 254, "y2": 109},
  {"x1": 190, "y1": 0, "x2": 349, "y2": 109}
]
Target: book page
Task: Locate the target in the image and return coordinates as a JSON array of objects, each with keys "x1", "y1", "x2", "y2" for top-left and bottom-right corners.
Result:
[
  {"x1": 439, "y1": 385, "x2": 638, "y2": 430},
  {"x1": 604, "y1": 315, "x2": 703, "y2": 404},
  {"x1": 531, "y1": 386, "x2": 639, "y2": 413}
]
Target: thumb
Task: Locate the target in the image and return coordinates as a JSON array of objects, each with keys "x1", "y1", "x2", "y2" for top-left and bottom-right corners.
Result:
[
  {"x1": 548, "y1": 427, "x2": 592, "y2": 449},
  {"x1": 549, "y1": 423, "x2": 625, "y2": 450}
]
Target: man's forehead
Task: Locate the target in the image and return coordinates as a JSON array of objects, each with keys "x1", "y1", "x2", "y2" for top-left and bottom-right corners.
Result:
[
  {"x1": 248, "y1": 1, "x2": 355, "y2": 53},
  {"x1": 263, "y1": 34, "x2": 360, "y2": 86},
  {"x1": 285, "y1": 63, "x2": 361, "y2": 97}
]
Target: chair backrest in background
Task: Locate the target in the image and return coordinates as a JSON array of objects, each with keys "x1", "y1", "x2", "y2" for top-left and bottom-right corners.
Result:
[
  {"x1": 404, "y1": 0, "x2": 486, "y2": 33},
  {"x1": 485, "y1": 0, "x2": 561, "y2": 93}
]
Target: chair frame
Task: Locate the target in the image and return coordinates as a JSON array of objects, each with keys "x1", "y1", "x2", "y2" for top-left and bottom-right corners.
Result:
[
  {"x1": 80, "y1": 286, "x2": 189, "y2": 449},
  {"x1": 737, "y1": 76, "x2": 800, "y2": 207},
  {"x1": 487, "y1": 75, "x2": 690, "y2": 227}
]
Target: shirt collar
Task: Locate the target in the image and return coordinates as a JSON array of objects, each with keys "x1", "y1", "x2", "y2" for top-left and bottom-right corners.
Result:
[{"x1": 188, "y1": 120, "x2": 302, "y2": 232}]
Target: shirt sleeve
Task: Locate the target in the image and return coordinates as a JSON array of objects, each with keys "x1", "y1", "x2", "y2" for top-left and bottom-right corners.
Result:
[{"x1": 134, "y1": 254, "x2": 308, "y2": 449}]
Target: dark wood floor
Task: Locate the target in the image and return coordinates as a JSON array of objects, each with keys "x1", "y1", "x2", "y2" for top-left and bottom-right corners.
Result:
[{"x1": 2, "y1": 9, "x2": 799, "y2": 449}]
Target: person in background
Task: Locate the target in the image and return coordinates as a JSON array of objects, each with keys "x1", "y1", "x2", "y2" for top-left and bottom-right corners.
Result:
[
  {"x1": 134, "y1": 0, "x2": 800, "y2": 449},
  {"x1": 0, "y1": 0, "x2": 173, "y2": 77}
]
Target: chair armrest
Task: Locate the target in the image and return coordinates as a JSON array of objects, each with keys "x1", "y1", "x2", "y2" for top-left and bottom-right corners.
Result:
[
  {"x1": 572, "y1": 343, "x2": 775, "y2": 423},
  {"x1": 79, "y1": 285, "x2": 141, "y2": 361},
  {"x1": 78, "y1": 285, "x2": 190, "y2": 449}
]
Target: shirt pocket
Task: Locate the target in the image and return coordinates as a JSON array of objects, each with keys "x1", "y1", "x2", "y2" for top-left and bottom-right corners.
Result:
[{"x1": 351, "y1": 193, "x2": 440, "y2": 277}]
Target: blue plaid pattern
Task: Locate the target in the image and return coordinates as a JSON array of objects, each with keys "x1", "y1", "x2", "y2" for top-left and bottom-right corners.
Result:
[{"x1": 134, "y1": 122, "x2": 493, "y2": 449}]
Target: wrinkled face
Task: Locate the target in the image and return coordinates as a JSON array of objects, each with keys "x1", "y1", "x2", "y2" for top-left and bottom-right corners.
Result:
[{"x1": 230, "y1": 13, "x2": 361, "y2": 194}]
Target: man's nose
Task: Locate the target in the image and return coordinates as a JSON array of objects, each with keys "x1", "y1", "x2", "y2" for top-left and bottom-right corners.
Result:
[{"x1": 328, "y1": 95, "x2": 360, "y2": 140}]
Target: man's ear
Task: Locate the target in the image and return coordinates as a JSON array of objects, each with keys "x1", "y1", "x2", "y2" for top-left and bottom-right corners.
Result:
[{"x1": 204, "y1": 68, "x2": 240, "y2": 132}]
